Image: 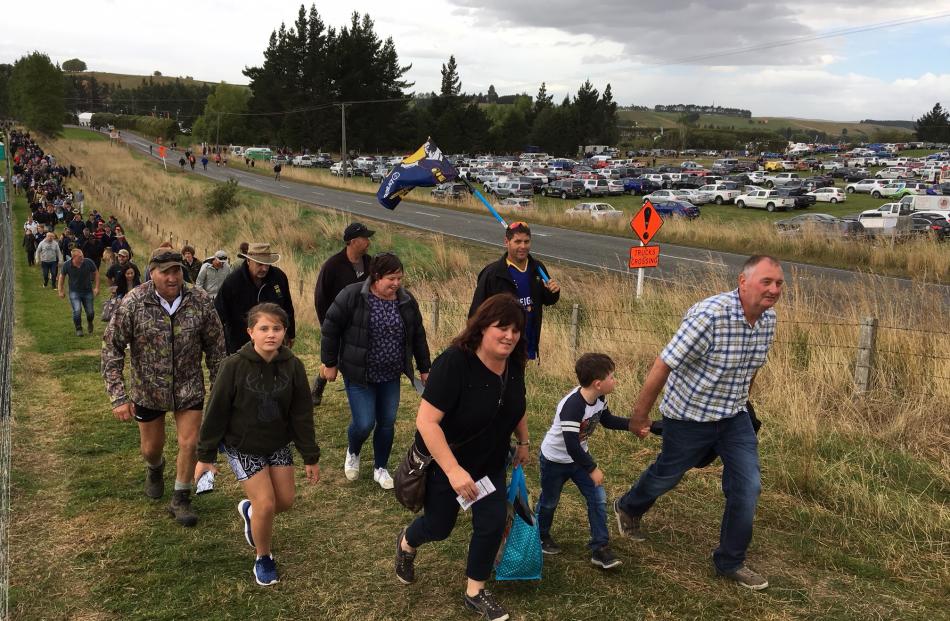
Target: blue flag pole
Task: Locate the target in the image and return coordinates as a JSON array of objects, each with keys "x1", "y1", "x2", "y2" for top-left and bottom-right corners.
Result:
[{"x1": 460, "y1": 178, "x2": 550, "y2": 283}]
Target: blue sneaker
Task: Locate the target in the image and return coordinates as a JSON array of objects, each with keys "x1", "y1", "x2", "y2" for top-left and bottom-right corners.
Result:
[
  {"x1": 254, "y1": 555, "x2": 279, "y2": 586},
  {"x1": 238, "y1": 499, "x2": 254, "y2": 548}
]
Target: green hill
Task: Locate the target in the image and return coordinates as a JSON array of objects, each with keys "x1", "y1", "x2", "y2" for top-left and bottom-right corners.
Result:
[
  {"x1": 618, "y1": 109, "x2": 914, "y2": 137},
  {"x1": 65, "y1": 70, "x2": 245, "y2": 89}
]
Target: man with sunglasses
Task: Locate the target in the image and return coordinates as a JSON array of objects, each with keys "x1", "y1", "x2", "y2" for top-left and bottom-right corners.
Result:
[
  {"x1": 469, "y1": 221, "x2": 560, "y2": 360},
  {"x1": 102, "y1": 248, "x2": 226, "y2": 527}
]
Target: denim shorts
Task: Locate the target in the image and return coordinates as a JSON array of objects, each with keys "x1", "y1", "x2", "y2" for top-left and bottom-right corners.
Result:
[{"x1": 222, "y1": 444, "x2": 294, "y2": 481}]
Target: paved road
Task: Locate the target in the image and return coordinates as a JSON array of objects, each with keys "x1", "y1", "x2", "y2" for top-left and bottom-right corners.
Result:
[{"x1": 112, "y1": 130, "x2": 944, "y2": 294}]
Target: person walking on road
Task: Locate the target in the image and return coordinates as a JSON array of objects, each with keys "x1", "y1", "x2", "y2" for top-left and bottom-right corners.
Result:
[
  {"x1": 310, "y1": 222, "x2": 374, "y2": 405},
  {"x1": 58, "y1": 248, "x2": 100, "y2": 336},
  {"x1": 273, "y1": 162, "x2": 282, "y2": 181},
  {"x1": 614, "y1": 255, "x2": 784, "y2": 591},
  {"x1": 102, "y1": 248, "x2": 226, "y2": 527}
]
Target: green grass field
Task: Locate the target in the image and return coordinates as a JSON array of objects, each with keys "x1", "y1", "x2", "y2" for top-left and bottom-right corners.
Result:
[
  {"x1": 8, "y1": 179, "x2": 949, "y2": 620},
  {"x1": 65, "y1": 70, "x2": 235, "y2": 90}
]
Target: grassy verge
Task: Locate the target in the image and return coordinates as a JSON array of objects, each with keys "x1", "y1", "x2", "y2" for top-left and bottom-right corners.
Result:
[{"x1": 9, "y1": 140, "x2": 950, "y2": 621}]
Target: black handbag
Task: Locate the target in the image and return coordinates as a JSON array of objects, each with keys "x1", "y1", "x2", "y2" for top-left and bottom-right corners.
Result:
[{"x1": 393, "y1": 441, "x2": 433, "y2": 513}]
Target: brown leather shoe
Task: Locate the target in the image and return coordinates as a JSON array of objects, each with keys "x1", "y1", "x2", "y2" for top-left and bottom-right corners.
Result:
[{"x1": 167, "y1": 489, "x2": 198, "y2": 527}]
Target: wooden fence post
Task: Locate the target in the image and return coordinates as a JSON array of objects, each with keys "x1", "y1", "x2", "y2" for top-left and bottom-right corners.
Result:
[
  {"x1": 854, "y1": 316, "x2": 878, "y2": 395},
  {"x1": 570, "y1": 304, "x2": 580, "y2": 359},
  {"x1": 298, "y1": 279, "x2": 304, "y2": 297},
  {"x1": 432, "y1": 295, "x2": 440, "y2": 335}
]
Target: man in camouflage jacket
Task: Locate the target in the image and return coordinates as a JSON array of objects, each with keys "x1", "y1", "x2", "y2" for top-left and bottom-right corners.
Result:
[{"x1": 102, "y1": 248, "x2": 226, "y2": 526}]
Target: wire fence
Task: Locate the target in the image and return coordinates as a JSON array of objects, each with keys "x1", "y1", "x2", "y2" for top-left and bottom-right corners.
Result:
[{"x1": 1, "y1": 131, "x2": 15, "y2": 621}]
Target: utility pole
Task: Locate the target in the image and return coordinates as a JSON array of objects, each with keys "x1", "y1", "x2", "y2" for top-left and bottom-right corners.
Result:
[
  {"x1": 216, "y1": 112, "x2": 221, "y2": 153},
  {"x1": 340, "y1": 104, "x2": 347, "y2": 181}
]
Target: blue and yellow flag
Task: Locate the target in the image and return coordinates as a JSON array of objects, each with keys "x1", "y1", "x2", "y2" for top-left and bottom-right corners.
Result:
[{"x1": 376, "y1": 139, "x2": 458, "y2": 210}]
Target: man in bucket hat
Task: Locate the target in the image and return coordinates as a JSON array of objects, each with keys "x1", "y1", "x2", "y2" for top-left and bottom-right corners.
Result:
[
  {"x1": 102, "y1": 248, "x2": 226, "y2": 526},
  {"x1": 215, "y1": 242, "x2": 296, "y2": 354}
]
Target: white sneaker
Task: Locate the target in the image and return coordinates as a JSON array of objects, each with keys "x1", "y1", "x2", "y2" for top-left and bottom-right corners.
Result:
[
  {"x1": 344, "y1": 451, "x2": 360, "y2": 481},
  {"x1": 373, "y1": 467, "x2": 394, "y2": 490}
]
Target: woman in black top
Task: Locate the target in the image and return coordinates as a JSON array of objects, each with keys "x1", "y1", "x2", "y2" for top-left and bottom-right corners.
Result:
[
  {"x1": 395, "y1": 294, "x2": 530, "y2": 621},
  {"x1": 114, "y1": 265, "x2": 141, "y2": 299}
]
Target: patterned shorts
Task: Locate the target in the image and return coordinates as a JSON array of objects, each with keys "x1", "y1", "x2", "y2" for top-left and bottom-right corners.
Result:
[{"x1": 221, "y1": 444, "x2": 294, "y2": 481}]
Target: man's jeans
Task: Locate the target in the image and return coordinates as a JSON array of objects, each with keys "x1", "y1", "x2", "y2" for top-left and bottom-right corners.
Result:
[
  {"x1": 68, "y1": 290, "x2": 95, "y2": 329},
  {"x1": 536, "y1": 454, "x2": 609, "y2": 550},
  {"x1": 343, "y1": 378, "x2": 400, "y2": 469},
  {"x1": 618, "y1": 413, "x2": 761, "y2": 573},
  {"x1": 41, "y1": 261, "x2": 58, "y2": 286}
]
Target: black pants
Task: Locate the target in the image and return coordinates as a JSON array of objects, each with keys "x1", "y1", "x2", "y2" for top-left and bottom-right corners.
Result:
[{"x1": 405, "y1": 465, "x2": 507, "y2": 581}]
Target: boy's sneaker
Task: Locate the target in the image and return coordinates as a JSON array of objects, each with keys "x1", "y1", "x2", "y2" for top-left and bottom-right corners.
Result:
[
  {"x1": 344, "y1": 451, "x2": 360, "y2": 481},
  {"x1": 590, "y1": 545, "x2": 622, "y2": 569},
  {"x1": 717, "y1": 565, "x2": 769, "y2": 590},
  {"x1": 463, "y1": 589, "x2": 509, "y2": 621},
  {"x1": 237, "y1": 499, "x2": 254, "y2": 547},
  {"x1": 614, "y1": 499, "x2": 647, "y2": 541},
  {"x1": 75, "y1": 328, "x2": 83, "y2": 337},
  {"x1": 144, "y1": 459, "x2": 165, "y2": 499},
  {"x1": 374, "y1": 467, "x2": 394, "y2": 490},
  {"x1": 253, "y1": 554, "x2": 279, "y2": 586},
  {"x1": 394, "y1": 528, "x2": 416, "y2": 585},
  {"x1": 540, "y1": 534, "x2": 561, "y2": 555}
]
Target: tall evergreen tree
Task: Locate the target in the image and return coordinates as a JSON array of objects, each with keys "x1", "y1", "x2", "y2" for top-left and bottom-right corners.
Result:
[
  {"x1": 440, "y1": 56, "x2": 461, "y2": 97},
  {"x1": 915, "y1": 103, "x2": 950, "y2": 142},
  {"x1": 487, "y1": 84, "x2": 498, "y2": 103},
  {"x1": 0, "y1": 64, "x2": 15, "y2": 118},
  {"x1": 10, "y1": 52, "x2": 65, "y2": 135}
]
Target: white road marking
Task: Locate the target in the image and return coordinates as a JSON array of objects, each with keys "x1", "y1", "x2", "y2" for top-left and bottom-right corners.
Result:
[
  {"x1": 414, "y1": 211, "x2": 439, "y2": 217},
  {"x1": 355, "y1": 200, "x2": 372, "y2": 205}
]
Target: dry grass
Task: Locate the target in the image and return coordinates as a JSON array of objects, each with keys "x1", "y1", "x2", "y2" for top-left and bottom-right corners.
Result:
[{"x1": 23, "y1": 137, "x2": 949, "y2": 619}]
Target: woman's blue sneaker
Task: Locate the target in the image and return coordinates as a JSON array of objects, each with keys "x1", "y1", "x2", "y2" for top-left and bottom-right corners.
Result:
[{"x1": 254, "y1": 555, "x2": 279, "y2": 586}]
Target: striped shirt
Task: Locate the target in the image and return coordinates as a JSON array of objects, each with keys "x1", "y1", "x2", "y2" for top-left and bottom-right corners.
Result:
[{"x1": 659, "y1": 289, "x2": 775, "y2": 422}]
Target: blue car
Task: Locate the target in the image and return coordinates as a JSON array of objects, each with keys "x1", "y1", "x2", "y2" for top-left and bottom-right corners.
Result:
[{"x1": 651, "y1": 200, "x2": 701, "y2": 219}]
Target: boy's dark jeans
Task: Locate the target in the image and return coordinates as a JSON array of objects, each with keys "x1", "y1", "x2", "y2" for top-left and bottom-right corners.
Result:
[{"x1": 536, "y1": 453, "x2": 609, "y2": 550}]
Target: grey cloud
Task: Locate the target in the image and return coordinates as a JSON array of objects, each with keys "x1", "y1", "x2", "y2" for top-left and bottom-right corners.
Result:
[{"x1": 444, "y1": 0, "x2": 904, "y2": 66}]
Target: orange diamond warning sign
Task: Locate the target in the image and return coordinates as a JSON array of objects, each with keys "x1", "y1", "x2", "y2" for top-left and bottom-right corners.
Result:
[
  {"x1": 630, "y1": 200, "x2": 664, "y2": 244},
  {"x1": 629, "y1": 245, "x2": 660, "y2": 268}
]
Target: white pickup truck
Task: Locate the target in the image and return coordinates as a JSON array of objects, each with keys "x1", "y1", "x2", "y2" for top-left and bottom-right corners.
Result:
[
  {"x1": 698, "y1": 183, "x2": 740, "y2": 205},
  {"x1": 858, "y1": 202, "x2": 913, "y2": 234},
  {"x1": 764, "y1": 172, "x2": 800, "y2": 188},
  {"x1": 292, "y1": 155, "x2": 314, "y2": 167},
  {"x1": 735, "y1": 190, "x2": 797, "y2": 212}
]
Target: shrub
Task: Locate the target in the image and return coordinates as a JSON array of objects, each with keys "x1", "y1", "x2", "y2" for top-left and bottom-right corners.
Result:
[{"x1": 205, "y1": 178, "x2": 241, "y2": 215}]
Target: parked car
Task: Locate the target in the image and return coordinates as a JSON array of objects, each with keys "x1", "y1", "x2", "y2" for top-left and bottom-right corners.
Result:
[
  {"x1": 430, "y1": 182, "x2": 468, "y2": 200},
  {"x1": 498, "y1": 197, "x2": 534, "y2": 210},
  {"x1": 678, "y1": 189, "x2": 713, "y2": 205},
  {"x1": 329, "y1": 162, "x2": 353, "y2": 176},
  {"x1": 623, "y1": 177, "x2": 661, "y2": 195},
  {"x1": 845, "y1": 179, "x2": 887, "y2": 194},
  {"x1": 776, "y1": 187, "x2": 816, "y2": 209},
  {"x1": 735, "y1": 190, "x2": 796, "y2": 212},
  {"x1": 806, "y1": 187, "x2": 847, "y2": 203},
  {"x1": 564, "y1": 202, "x2": 624, "y2": 220},
  {"x1": 543, "y1": 179, "x2": 585, "y2": 199},
  {"x1": 292, "y1": 155, "x2": 315, "y2": 167},
  {"x1": 913, "y1": 213, "x2": 950, "y2": 240},
  {"x1": 642, "y1": 190, "x2": 695, "y2": 204},
  {"x1": 606, "y1": 179, "x2": 626, "y2": 195},
  {"x1": 774, "y1": 213, "x2": 861, "y2": 236},
  {"x1": 875, "y1": 167, "x2": 912, "y2": 180},
  {"x1": 650, "y1": 200, "x2": 700, "y2": 219},
  {"x1": 698, "y1": 182, "x2": 740, "y2": 205},
  {"x1": 580, "y1": 178, "x2": 609, "y2": 197},
  {"x1": 490, "y1": 181, "x2": 534, "y2": 199},
  {"x1": 370, "y1": 166, "x2": 390, "y2": 183}
]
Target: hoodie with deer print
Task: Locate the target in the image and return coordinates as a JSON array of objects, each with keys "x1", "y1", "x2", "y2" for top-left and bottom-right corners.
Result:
[{"x1": 197, "y1": 341, "x2": 320, "y2": 465}]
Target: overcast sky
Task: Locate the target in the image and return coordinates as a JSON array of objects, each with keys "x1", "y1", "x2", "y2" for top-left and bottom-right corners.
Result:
[{"x1": 5, "y1": 0, "x2": 950, "y2": 120}]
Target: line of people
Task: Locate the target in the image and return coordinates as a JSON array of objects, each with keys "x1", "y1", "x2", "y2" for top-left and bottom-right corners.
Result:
[{"x1": 15, "y1": 133, "x2": 785, "y2": 620}]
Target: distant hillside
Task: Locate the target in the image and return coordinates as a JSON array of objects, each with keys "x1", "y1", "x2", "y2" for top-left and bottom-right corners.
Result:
[
  {"x1": 65, "y1": 71, "x2": 246, "y2": 90},
  {"x1": 617, "y1": 109, "x2": 915, "y2": 137}
]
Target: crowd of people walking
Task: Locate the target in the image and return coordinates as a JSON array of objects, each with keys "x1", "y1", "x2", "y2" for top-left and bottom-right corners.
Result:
[{"x1": 10, "y1": 128, "x2": 784, "y2": 620}]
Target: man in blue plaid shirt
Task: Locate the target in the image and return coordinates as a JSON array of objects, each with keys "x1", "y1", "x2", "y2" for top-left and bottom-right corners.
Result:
[{"x1": 615, "y1": 255, "x2": 784, "y2": 591}]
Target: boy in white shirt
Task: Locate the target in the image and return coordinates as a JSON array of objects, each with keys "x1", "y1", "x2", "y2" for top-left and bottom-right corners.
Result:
[{"x1": 537, "y1": 353, "x2": 631, "y2": 569}]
